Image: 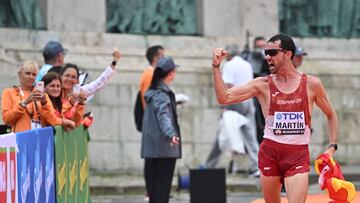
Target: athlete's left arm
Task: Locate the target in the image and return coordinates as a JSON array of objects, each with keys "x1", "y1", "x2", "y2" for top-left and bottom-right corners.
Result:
[{"x1": 311, "y1": 77, "x2": 338, "y2": 156}]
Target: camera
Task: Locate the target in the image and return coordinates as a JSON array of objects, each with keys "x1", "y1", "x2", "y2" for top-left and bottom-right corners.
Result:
[
  {"x1": 35, "y1": 81, "x2": 44, "y2": 93},
  {"x1": 73, "y1": 84, "x2": 81, "y2": 94}
]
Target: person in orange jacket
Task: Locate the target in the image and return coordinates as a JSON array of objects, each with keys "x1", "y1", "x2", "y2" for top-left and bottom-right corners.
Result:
[
  {"x1": 59, "y1": 63, "x2": 86, "y2": 126},
  {"x1": 58, "y1": 48, "x2": 122, "y2": 126},
  {"x1": 41, "y1": 72, "x2": 64, "y2": 118},
  {"x1": 1, "y1": 61, "x2": 75, "y2": 132},
  {"x1": 139, "y1": 45, "x2": 165, "y2": 108},
  {"x1": 42, "y1": 71, "x2": 86, "y2": 127}
]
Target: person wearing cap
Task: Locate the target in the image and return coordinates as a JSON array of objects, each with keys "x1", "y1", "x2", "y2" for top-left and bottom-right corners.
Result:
[
  {"x1": 39, "y1": 40, "x2": 122, "y2": 101},
  {"x1": 36, "y1": 40, "x2": 67, "y2": 82},
  {"x1": 136, "y1": 45, "x2": 164, "y2": 201},
  {"x1": 38, "y1": 41, "x2": 121, "y2": 96},
  {"x1": 141, "y1": 56, "x2": 181, "y2": 203},
  {"x1": 204, "y1": 43, "x2": 260, "y2": 177},
  {"x1": 293, "y1": 46, "x2": 307, "y2": 68}
]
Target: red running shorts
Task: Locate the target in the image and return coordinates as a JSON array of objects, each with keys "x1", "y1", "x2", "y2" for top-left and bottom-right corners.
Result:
[{"x1": 258, "y1": 138, "x2": 310, "y2": 183}]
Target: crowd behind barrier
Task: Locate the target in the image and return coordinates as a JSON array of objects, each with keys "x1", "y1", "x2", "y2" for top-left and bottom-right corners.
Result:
[{"x1": 0, "y1": 125, "x2": 90, "y2": 203}]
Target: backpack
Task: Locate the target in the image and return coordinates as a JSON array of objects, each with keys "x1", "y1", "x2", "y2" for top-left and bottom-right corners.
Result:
[{"x1": 134, "y1": 90, "x2": 144, "y2": 132}]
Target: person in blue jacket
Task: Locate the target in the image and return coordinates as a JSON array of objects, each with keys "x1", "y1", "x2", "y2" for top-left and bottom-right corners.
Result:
[{"x1": 141, "y1": 56, "x2": 181, "y2": 203}]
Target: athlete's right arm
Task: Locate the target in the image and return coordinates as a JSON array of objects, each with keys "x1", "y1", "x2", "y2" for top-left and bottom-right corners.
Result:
[{"x1": 212, "y1": 48, "x2": 259, "y2": 105}]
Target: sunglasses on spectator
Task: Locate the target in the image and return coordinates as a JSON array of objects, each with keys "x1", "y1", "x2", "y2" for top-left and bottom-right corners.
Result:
[{"x1": 264, "y1": 49, "x2": 286, "y2": 57}]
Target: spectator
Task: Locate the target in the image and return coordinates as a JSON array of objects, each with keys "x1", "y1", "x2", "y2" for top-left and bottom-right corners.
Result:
[
  {"x1": 42, "y1": 72, "x2": 63, "y2": 117},
  {"x1": 204, "y1": 44, "x2": 259, "y2": 177},
  {"x1": 140, "y1": 45, "x2": 165, "y2": 108},
  {"x1": 136, "y1": 45, "x2": 188, "y2": 132},
  {"x1": 77, "y1": 48, "x2": 122, "y2": 98},
  {"x1": 245, "y1": 36, "x2": 270, "y2": 144},
  {"x1": 59, "y1": 49, "x2": 122, "y2": 125},
  {"x1": 37, "y1": 40, "x2": 122, "y2": 99},
  {"x1": 245, "y1": 36, "x2": 270, "y2": 77},
  {"x1": 1, "y1": 61, "x2": 75, "y2": 132},
  {"x1": 60, "y1": 63, "x2": 86, "y2": 126},
  {"x1": 293, "y1": 46, "x2": 307, "y2": 68},
  {"x1": 137, "y1": 45, "x2": 164, "y2": 201},
  {"x1": 42, "y1": 72, "x2": 84, "y2": 126},
  {"x1": 36, "y1": 41, "x2": 67, "y2": 82},
  {"x1": 141, "y1": 56, "x2": 181, "y2": 203}
]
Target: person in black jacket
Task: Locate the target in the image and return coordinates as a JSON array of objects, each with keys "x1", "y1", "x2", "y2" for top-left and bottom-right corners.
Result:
[{"x1": 141, "y1": 56, "x2": 181, "y2": 203}]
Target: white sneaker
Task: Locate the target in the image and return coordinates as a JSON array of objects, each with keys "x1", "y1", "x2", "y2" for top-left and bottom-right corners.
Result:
[{"x1": 144, "y1": 193, "x2": 149, "y2": 202}]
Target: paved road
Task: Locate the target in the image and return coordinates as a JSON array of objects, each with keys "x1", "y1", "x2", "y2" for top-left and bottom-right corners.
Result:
[
  {"x1": 91, "y1": 181, "x2": 360, "y2": 203},
  {"x1": 92, "y1": 192, "x2": 263, "y2": 203}
]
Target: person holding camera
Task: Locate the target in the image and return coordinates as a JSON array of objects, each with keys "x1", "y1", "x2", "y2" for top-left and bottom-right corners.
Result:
[
  {"x1": 1, "y1": 61, "x2": 75, "y2": 132},
  {"x1": 59, "y1": 64, "x2": 87, "y2": 126},
  {"x1": 58, "y1": 49, "x2": 122, "y2": 125},
  {"x1": 41, "y1": 71, "x2": 84, "y2": 128}
]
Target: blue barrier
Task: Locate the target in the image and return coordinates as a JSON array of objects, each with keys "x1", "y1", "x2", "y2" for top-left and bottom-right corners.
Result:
[{"x1": 16, "y1": 127, "x2": 55, "y2": 203}]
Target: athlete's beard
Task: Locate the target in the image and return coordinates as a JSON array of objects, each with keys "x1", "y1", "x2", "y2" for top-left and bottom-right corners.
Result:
[{"x1": 270, "y1": 56, "x2": 288, "y2": 74}]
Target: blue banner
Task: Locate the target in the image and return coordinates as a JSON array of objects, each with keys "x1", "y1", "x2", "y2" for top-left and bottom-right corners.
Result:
[{"x1": 16, "y1": 127, "x2": 55, "y2": 203}]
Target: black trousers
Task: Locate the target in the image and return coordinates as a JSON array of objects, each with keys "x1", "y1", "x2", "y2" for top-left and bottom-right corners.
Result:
[
  {"x1": 144, "y1": 158, "x2": 176, "y2": 203},
  {"x1": 254, "y1": 97, "x2": 265, "y2": 144}
]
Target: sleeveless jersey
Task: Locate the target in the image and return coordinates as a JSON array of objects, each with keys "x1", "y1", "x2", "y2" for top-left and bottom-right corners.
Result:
[{"x1": 263, "y1": 74, "x2": 312, "y2": 145}]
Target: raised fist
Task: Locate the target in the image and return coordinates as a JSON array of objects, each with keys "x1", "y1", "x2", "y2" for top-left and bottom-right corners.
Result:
[
  {"x1": 212, "y1": 48, "x2": 227, "y2": 67},
  {"x1": 112, "y1": 48, "x2": 122, "y2": 62}
]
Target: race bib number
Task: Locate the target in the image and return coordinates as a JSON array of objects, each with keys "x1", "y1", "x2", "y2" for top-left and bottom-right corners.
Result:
[{"x1": 273, "y1": 111, "x2": 305, "y2": 135}]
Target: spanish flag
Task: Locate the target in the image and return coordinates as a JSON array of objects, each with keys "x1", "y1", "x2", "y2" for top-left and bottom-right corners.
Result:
[{"x1": 315, "y1": 153, "x2": 357, "y2": 203}]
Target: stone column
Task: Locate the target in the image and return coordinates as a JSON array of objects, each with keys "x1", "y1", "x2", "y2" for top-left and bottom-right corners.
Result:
[
  {"x1": 200, "y1": 0, "x2": 278, "y2": 41},
  {"x1": 46, "y1": 0, "x2": 106, "y2": 32}
]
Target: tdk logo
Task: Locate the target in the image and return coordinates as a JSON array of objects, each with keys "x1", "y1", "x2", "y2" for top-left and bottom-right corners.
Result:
[{"x1": 277, "y1": 112, "x2": 303, "y2": 120}]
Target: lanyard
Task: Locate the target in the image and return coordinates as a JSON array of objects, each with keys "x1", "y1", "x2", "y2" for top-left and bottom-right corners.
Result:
[{"x1": 17, "y1": 86, "x2": 41, "y2": 121}]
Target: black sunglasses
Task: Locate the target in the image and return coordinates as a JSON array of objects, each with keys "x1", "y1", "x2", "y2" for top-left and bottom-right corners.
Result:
[{"x1": 264, "y1": 49, "x2": 286, "y2": 57}]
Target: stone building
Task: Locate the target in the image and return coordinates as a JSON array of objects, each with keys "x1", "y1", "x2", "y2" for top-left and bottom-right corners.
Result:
[{"x1": 0, "y1": 0, "x2": 359, "y2": 173}]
